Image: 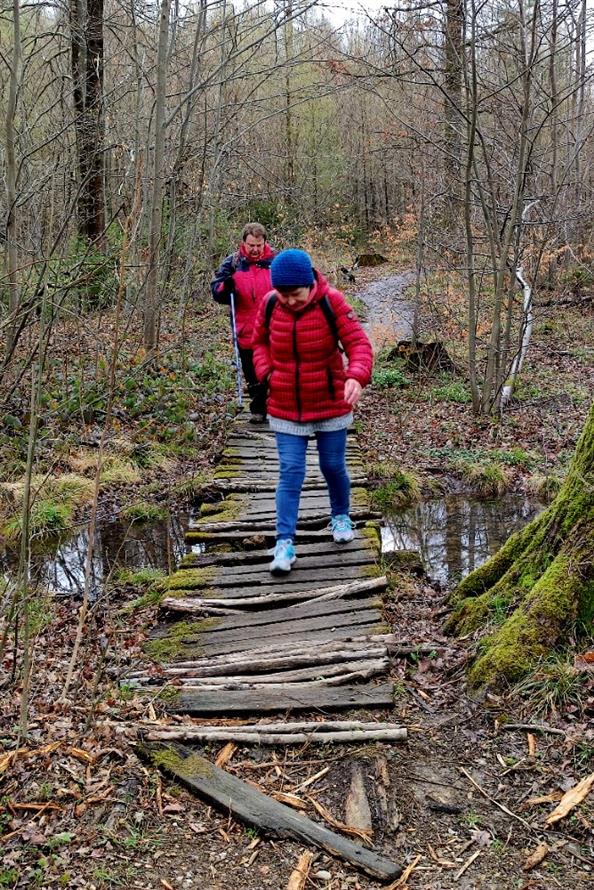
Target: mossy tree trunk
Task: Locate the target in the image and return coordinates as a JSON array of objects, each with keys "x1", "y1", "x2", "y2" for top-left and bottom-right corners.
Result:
[{"x1": 445, "y1": 402, "x2": 594, "y2": 688}]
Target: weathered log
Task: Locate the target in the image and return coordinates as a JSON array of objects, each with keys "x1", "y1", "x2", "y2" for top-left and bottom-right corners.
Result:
[
  {"x1": 140, "y1": 741, "x2": 403, "y2": 880},
  {"x1": 166, "y1": 577, "x2": 388, "y2": 610},
  {"x1": 135, "y1": 657, "x2": 388, "y2": 687},
  {"x1": 163, "y1": 658, "x2": 389, "y2": 690},
  {"x1": 143, "y1": 727, "x2": 407, "y2": 745},
  {"x1": 126, "y1": 645, "x2": 388, "y2": 681},
  {"x1": 146, "y1": 719, "x2": 401, "y2": 733}
]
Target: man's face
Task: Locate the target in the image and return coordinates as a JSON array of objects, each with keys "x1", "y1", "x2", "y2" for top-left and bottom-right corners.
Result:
[
  {"x1": 244, "y1": 234, "x2": 266, "y2": 259},
  {"x1": 276, "y1": 286, "x2": 312, "y2": 308}
]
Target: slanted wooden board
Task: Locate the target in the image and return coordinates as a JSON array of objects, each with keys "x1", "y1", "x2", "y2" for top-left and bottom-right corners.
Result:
[
  {"x1": 179, "y1": 551, "x2": 376, "y2": 574},
  {"x1": 140, "y1": 741, "x2": 402, "y2": 881},
  {"x1": 152, "y1": 622, "x2": 386, "y2": 661},
  {"x1": 163, "y1": 681, "x2": 395, "y2": 715},
  {"x1": 167, "y1": 564, "x2": 378, "y2": 591},
  {"x1": 182, "y1": 538, "x2": 376, "y2": 568},
  {"x1": 185, "y1": 527, "x2": 380, "y2": 546},
  {"x1": 160, "y1": 594, "x2": 382, "y2": 630}
]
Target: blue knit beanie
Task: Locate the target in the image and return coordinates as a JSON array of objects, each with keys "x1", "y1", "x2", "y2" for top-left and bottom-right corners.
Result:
[{"x1": 271, "y1": 249, "x2": 314, "y2": 288}]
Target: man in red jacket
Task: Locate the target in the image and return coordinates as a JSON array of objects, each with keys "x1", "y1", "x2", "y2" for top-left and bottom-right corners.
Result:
[
  {"x1": 211, "y1": 223, "x2": 276, "y2": 421},
  {"x1": 252, "y1": 249, "x2": 373, "y2": 574}
]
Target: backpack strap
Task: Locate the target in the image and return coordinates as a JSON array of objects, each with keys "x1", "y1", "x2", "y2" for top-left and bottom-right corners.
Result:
[
  {"x1": 265, "y1": 292, "x2": 278, "y2": 328},
  {"x1": 319, "y1": 293, "x2": 339, "y2": 346},
  {"x1": 265, "y1": 291, "x2": 341, "y2": 347}
]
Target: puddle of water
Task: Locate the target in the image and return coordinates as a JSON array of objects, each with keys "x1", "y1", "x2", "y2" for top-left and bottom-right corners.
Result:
[
  {"x1": 358, "y1": 272, "x2": 416, "y2": 344},
  {"x1": 1, "y1": 514, "x2": 190, "y2": 598},
  {"x1": 382, "y1": 494, "x2": 541, "y2": 587}
]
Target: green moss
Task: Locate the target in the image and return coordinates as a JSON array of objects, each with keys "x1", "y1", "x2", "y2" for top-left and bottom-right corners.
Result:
[
  {"x1": 121, "y1": 501, "x2": 167, "y2": 522},
  {"x1": 455, "y1": 461, "x2": 511, "y2": 496},
  {"x1": 370, "y1": 467, "x2": 422, "y2": 511},
  {"x1": 144, "y1": 619, "x2": 216, "y2": 662},
  {"x1": 467, "y1": 552, "x2": 582, "y2": 688},
  {"x1": 213, "y1": 467, "x2": 240, "y2": 479},
  {"x1": 363, "y1": 564, "x2": 383, "y2": 578},
  {"x1": 150, "y1": 746, "x2": 214, "y2": 781},
  {"x1": 351, "y1": 487, "x2": 370, "y2": 508},
  {"x1": 100, "y1": 457, "x2": 142, "y2": 485},
  {"x1": 164, "y1": 567, "x2": 216, "y2": 590}
]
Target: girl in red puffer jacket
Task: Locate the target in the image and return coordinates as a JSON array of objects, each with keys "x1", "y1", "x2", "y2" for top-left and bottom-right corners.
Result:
[{"x1": 252, "y1": 248, "x2": 373, "y2": 575}]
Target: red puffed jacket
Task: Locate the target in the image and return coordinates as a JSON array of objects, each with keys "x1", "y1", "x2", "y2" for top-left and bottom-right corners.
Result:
[
  {"x1": 252, "y1": 272, "x2": 373, "y2": 422},
  {"x1": 210, "y1": 242, "x2": 275, "y2": 348}
]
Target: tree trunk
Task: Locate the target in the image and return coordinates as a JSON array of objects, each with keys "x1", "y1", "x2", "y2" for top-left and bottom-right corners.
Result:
[
  {"x1": 443, "y1": 0, "x2": 463, "y2": 229},
  {"x1": 70, "y1": 0, "x2": 105, "y2": 246},
  {"x1": 445, "y1": 402, "x2": 594, "y2": 688},
  {"x1": 4, "y1": 0, "x2": 22, "y2": 359},
  {"x1": 144, "y1": 0, "x2": 172, "y2": 356}
]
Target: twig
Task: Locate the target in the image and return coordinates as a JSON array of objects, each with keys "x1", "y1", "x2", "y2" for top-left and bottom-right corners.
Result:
[
  {"x1": 499, "y1": 723, "x2": 565, "y2": 736},
  {"x1": 454, "y1": 849, "x2": 481, "y2": 881},
  {"x1": 459, "y1": 767, "x2": 532, "y2": 830}
]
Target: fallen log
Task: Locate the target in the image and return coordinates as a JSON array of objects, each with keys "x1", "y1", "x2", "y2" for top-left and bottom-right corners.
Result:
[
  {"x1": 161, "y1": 576, "x2": 388, "y2": 612},
  {"x1": 126, "y1": 645, "x2": 388, "y2": 681},
  {"x1": 139, "y1": 741, "x2": 403, "y2": 881},
  {"x1": 143, "y1": 727, "x2": 407, "y2": 745},
  {"x1": 164, "y1": 658, "x2": 389, "y2": 691}
]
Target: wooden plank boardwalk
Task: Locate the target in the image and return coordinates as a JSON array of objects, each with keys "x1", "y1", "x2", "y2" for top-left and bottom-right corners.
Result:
[
  {"x1": 132, "y1": 413, "x2": 406, "y2": 882},
  {"x1": 130, "y1": 414, "x2": 397, "y2": 717}
]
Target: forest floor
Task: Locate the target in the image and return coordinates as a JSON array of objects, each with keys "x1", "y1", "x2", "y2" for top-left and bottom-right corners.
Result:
[{"x1": 1, "y1": 254, "x2": 593, "y2": 889}]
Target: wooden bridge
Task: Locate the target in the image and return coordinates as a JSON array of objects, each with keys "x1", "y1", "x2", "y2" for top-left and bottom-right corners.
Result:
[{"x1": 131, "y1": 414, "x2": 406, "y2": 882}]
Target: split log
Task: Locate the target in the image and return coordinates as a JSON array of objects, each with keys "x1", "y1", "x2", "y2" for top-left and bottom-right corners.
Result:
[
  {"x1": 162, "y1": 577, "x2": 388, "y2": 611},
  {"x1": 165, "y1": 658, "x2": 389, "y2": 691},
  {"x1": 131, "y1": 657, "x2": 388, "y2": 687},
  {"x1": 126, "y1": 644, "x2": 388, "y2": 681},
  {"x1": 140, "y1": 741, "x2": 403, "y2": 881}
]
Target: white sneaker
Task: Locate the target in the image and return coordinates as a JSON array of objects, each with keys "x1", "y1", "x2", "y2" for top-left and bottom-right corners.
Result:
[
  {"x1": 269, "y1": 539, "x2": 296, "y2": 574},
  {"x1": 330, "y1": 514, "x2": 355, "y2": 543}
]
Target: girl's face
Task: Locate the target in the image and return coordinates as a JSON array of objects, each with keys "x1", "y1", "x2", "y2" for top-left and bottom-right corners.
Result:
[{"x1": 276, "y1": 286, "x2": 312, "y2": 308}]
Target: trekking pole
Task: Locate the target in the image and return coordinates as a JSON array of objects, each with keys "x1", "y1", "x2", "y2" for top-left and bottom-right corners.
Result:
[{"x1": 229, "y1": 292, "x2": 243, "y2": 407}]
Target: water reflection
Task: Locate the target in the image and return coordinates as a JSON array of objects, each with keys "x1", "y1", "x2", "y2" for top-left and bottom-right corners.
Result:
[
  {"x1": 30, "y1": 513, "x2": 189, "y2": 597},
  {"x1": 382, "y1": 494, "x2": 541, "y2": 586}
]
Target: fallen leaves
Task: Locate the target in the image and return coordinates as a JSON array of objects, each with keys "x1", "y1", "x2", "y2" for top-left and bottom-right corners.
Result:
[
  {"x1": 546, "y1": 772, "x2": 594, "y2": 825},
  {"x1": 522, "y1": 842, "x2": 549, "y2": 871},
  {"x1": 286, "y1": 850, "x2": 314, "y2": 890}
]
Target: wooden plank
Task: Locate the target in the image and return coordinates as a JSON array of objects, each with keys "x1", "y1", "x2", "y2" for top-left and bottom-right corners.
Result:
[
  {"x1": 167, "y1": 564, "x2": 378, "y2": 591},
  {"x1": 194, "y1": 512, "x2": 379, "y2": 533},
  {"x1": 163, "y1": 681, "x2": 395, "y2": 715},
  {"x1": 161, "y1": 595, "x2": 381, "y2": 629},
  {"x1": 182, "y1": 539, "x2": 376, "y2": 568},
  {"x1": 140, "y1": 743, "x2": 401, "y2": 880},
  {"x1": 171, "y1": 577, "x2": 388, "y2": 604},
  {"x1": 186, "y1": 526, "x2": 380, "y2": 546},
  {"x1": 160, "y1": 622, "x2": 386, "y2": 659},
  {"x1": 175, "y1": 551, "x2": 377, "y2": 579},
  {"x1": 166, "y1": 608, "x2": 381, "y2": 648}
]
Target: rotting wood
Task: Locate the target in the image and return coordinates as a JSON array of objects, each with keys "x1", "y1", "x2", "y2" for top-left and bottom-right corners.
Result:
[
  {"x1": 185, "y1": 526, "x2": 379, "y2": 545},
  {"x1": 180, "y1": 548, "x2": 375, "y2": 573},
  {"x1": 166, "y1": 564, "x2": 379, "y2": 591},
  {"x1": 160, "y1": 595, "x2": 381, "y2": 628},
  {"x1": 157, "y1": 609, "x2": 381, "y2": 649},
  {"x1": 153, "y1": 621, "x2": 388, "y2": 660},
  {"x1": 162, "y1": 577, "x2": 388, "y2": 608},
  {"x1": 146, "y1": 720, "x2": 403, "y2": 734},
  {"x1": 163, "y1": 681, "x2": 395, "y2": 715},
  {"x1": 127, "y1": 644, "x2": 389, "y2": 680},
  {"x1": 195, "y1": 510, "x2": 379, "y2": 533},
  {"x1": 131, "y1": 657, "x2": 389, "y2": 688},
  {"x1": 183, "y1": 539, "x2": 375, "y2": 568},
  {"x1": 162, "y1": 659, "x2": 389, "y2": 690},
  {"x1": 140, "y1": 741, "x2": 402, "y2": 881}
]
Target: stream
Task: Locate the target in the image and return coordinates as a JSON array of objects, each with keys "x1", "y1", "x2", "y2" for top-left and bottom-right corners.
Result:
[{"x1": 1, "y1": 272, "x2": 542, "y2": 596}]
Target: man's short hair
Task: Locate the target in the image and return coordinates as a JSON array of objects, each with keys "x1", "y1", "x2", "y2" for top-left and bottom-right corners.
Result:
[{"x1": 242, "y1": 222, "x2": 267, "y2": 241}]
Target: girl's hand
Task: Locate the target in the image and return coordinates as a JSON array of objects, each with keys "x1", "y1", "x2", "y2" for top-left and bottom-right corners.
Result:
[{"x1": 344, "y1": 378, "x2": 363, "y2": 406}]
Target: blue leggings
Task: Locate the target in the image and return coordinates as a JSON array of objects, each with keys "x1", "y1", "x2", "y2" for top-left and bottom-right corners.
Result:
[{"x1": 275, "y1": 429, "x2": 350, "y2": 541}]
